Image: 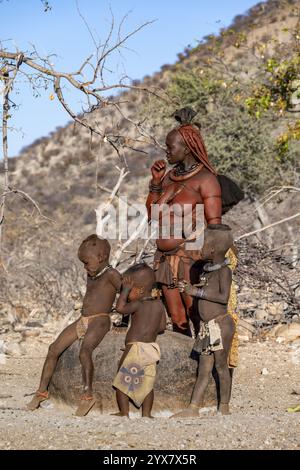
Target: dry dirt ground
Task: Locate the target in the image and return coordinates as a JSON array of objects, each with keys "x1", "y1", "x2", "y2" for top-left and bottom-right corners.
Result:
[{"x1": 0, "y1": 337, "x2": 299, "y2": 450}]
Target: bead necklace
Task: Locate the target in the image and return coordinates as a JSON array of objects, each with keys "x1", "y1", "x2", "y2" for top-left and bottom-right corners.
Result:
[
  {"x1": 169, "y1": 163, "x2": 204, "y2": 182},
  {"x1": 89, "y1": 264, "x2": 112, "y2": 280}
]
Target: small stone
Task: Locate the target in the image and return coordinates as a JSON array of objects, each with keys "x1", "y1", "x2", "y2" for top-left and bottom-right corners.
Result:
[
  {"x1": 238, "y1": 334, "x2": 250, "y2": 342},
  {"x1": 5, "y1": 342, "x2": 24, "y2": 357},
  {"x1": 255, "y1": 309, "x2": 268, "y2": 321},
  {"x1": 291, "y1": 348, "x2": 300, "y2": 365},
  {"x1": 25, "y1": 321, "x2": 43, "y2": 328},
  {"x1": 0, "y1": 340, "x2": 5, "y2": 354},
  {"x1": 40, "y1": 400, "x2": 54, "y2": 410},
  {"x1": 0, "y1": 353, "x2": 7, "y2": 365},
  {"x1": 13, "y1": 325, "x2": 27, "y2": 333},
  {"x1": 261, "y1": 368, "x2": 269, "y2": 375},
  {"x1": 266, "y1": 302, "x2": 288, "y2": 317},
  {"x1": 22, "y1": 329, "x2": 40, "y2": 339}
]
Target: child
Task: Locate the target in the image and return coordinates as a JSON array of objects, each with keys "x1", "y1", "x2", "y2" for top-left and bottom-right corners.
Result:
[
  {"x1": 113, "y1": 263, "x2": 166, "y2": 418},
  {"x1": 26, "y1": 234, "x2": 121, "y2": 416},
  {"x1": 173, "y1": 224, "x2": 236, "y2": 417}
]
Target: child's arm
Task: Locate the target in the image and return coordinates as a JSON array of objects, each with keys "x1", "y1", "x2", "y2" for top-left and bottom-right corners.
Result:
[
  {"x1": 116, "y1": 277, "x2": 140, "y2": 316},
  {"x1": 178, "y1": 269, "x2": 232, "y2": 305},
  {"x1": 158, "y1": 309, "x2": 166, "y2": 334},
  {"x1": 196, "y1": 267, "x2": 232, "y2": 305},
  {"x1": 108, "y1": 269, "x2": 122, "y2": 292}
]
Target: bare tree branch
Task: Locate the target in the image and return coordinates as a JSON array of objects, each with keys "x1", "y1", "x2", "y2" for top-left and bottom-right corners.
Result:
[
  {"x1": 1, "y1": 188, "x2": 54, "y2": 223},
  {"x1": 0, "y1": 69, "x2": 9, "y2": 258},
  {"x1": 236, "y1": 212, "x2": 300, "y2": 241},
  {"x1": 95, "y1": 166, "x2": 129, "y2": 237}
]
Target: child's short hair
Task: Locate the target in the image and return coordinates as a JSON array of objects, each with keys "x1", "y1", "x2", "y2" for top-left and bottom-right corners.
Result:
[
  {"x1": 205, "y1": 224, "x2": 233, "y2": 253},
  {"x1": 124, "y1": 262, "x2": 156, "y2": 287},
  {"x1": 78, "y1": 234, "x2": 111, "y2": 258}
]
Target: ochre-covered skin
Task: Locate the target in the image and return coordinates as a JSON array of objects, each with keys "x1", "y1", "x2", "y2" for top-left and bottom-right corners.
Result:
[
  {"x1": 172, "y1": 226, "x2": 235, "y2": 419},
  {"x1": 26, "y1": 236, "x2": 122, "y2": 414},
  {"x1": 114, "y1": 265, "x2": 166, "y2": 418},
  {"x1": 146, "y1": 129, "x2": 222, "y2": 333},
  {"x1": 146, "y1": 130, "x2": 222, "y2": 252}
]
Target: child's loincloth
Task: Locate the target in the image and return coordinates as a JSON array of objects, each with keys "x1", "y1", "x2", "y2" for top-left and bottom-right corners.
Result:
[
  {"x1": 192, "y1": 315, "x2": 229, "y2": 355},
  {"x1": 113, "y1": 342, "x2": 161, "y2": 408},
  {"x1": 76, "y1": 313, "x2": 110, "y2": 339}
]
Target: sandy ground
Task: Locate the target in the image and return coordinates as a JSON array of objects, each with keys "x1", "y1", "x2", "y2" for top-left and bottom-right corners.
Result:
[{"x1": 0, "y1": 337, "x2": 299, "y2": 450}]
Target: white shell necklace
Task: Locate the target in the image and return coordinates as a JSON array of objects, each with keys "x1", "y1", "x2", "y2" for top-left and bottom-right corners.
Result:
[{"x1": 203, "y1": 258, "x2": 230, "y2": 272}]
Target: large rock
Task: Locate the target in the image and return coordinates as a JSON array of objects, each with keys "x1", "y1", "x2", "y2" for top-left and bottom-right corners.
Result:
[
  {"x1": 272, "y1": 323, "x2": 300, "y2": 342},
  {"x1": 49, "y1": 330, "x2": 217, "y2": 413}
]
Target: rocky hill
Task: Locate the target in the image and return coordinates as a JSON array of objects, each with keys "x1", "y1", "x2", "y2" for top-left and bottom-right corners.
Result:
[{"x1": 7, "y1": 0, "x2": 299, "y2": 218}]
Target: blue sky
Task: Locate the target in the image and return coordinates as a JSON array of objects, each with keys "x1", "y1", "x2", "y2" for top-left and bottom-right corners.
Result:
[{"x1": 1, "y1": 0, "x2": 261, "y2": 156}]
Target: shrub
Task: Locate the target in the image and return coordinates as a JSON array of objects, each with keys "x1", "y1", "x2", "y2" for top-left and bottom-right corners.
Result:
[{"x1": 141, "y1": 65, "x2": 298, "y2": 195}]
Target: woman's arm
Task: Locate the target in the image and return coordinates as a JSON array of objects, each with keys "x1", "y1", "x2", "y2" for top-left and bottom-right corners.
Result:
[
  {"x1": 146, "y1": 160, "x2": 169, "y2": 219},
  {"x1": 200, "y1": 172, "x2": 222, "y2": 224}
]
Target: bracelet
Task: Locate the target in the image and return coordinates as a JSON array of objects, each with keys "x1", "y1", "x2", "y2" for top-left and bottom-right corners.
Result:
[
  {"x1": 149, "y1": 187, "x2": 162, "y2": 193},
  {"x1": 196, "y1": 288, "x2": 205, "y2": 299},
  {"x1": 149, "y1": 180, "x2": 162, "y2": 193}
]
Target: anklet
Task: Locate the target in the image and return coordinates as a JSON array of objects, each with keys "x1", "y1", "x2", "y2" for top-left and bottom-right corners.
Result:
[{"x1": 36, "y1": 391, "x2": 49, "y2": 399}]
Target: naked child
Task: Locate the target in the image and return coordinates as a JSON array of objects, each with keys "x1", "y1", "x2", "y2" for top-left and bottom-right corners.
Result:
[{"x1": 26, "y1": 234, "x2": 121, "y2": 416}]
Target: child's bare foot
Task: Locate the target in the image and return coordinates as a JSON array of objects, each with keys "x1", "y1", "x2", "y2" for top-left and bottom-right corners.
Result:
[
  {"x1": 170, "y1": 406, "x2": 199, "y2": 419},
  {"x1": 218, "y1": 403, "x2": 230, "y2": 415},
  {"x1": 26, "y1": 391, "x2": 49, "y2": 411},
  {"x1": 110, "y1": 412, "x2": 129, "y2": 418},
  {"x1": 75, "y1": 394, "x2": 96, "y2": 417},
  {"x1": 142, "y1": 414, "x2": 154, "y2": 419}
]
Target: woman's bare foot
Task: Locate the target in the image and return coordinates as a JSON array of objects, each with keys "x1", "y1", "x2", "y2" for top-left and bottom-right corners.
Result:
[
  {"x1": 170, "y1": 406, "x2": 199, "y2": 419},
  {"x1": 218, "y1": 403, "x2": 230, "y2": 415},
  {"x1": 26, "y1": 391, "x2": 49, "y2": 411}
]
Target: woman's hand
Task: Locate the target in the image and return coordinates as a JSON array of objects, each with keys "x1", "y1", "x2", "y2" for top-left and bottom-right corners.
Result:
[{"x1": 151, "y1": 160, "x2": 167, "y2": 182}]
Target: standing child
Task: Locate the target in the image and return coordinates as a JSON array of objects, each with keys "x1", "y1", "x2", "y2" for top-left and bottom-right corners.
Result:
[
  {"x1": 26, "y1": 234, "x2": 121, "y2": 416},
  {"x1": 113, "y1": 263, "x2": 166, "y2": 418},
  {"x1": 173, "y1": 224, "x2": 236, "y2": 417}
]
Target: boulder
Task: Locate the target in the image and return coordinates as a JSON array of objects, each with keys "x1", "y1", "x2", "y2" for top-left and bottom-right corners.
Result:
[
  {"x1": 271, "y1": 323, "x2": 300, "y2": 342},
  {"x1": 237, "y1": 318, "x2": 255, "y2": 340},
  {"x1": 49, "y1": 330, "x2": 218, "y2": 413}
]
